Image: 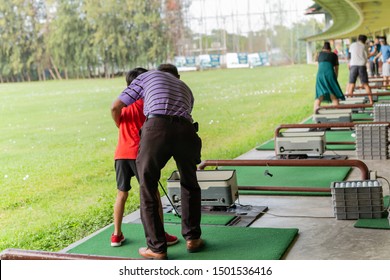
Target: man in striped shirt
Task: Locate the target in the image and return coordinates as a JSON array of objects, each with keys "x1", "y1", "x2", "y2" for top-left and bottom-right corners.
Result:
[{"x1": 111, "y1": 64, "x2": 203, "y2": 260}]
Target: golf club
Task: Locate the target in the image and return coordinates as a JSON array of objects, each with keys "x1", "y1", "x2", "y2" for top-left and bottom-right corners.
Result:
[{"x1": 158, "y1": 180, "x2": 181, "y2": 218}]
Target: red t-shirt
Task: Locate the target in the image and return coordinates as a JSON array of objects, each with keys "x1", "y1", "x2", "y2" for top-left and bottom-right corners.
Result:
[{"x1": 114, "y1": 99, "x2": 146, "y2": 159}]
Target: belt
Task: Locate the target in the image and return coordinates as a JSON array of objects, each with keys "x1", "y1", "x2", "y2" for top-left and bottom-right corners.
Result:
[{"x1": 147, "y1": 114, "x2": 191, "y2": 123}]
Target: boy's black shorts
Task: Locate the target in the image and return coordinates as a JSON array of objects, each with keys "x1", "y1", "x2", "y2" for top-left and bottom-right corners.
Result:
[{"x1": 115, "y1": 159, "x2": 139, "y2": 192}]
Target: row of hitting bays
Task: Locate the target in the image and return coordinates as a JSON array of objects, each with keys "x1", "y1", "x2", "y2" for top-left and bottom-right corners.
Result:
[{"x1": 164, "y1": 77, "x2": 390, "y2": 225}]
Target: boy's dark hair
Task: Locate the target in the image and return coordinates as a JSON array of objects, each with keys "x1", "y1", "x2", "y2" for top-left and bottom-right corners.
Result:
[
  {"x1": 126, "y1": 67, "x2": 148, "y2": 86},
  {"x1": 157, "y1": 64, "x2": 180, "y2": 79},
  {"x1": 358, "y1": 34, "x2": 367, "y2": 43}
]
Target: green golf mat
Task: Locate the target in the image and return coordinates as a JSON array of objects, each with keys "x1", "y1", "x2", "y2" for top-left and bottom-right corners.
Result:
[
  {"x1": 303, "y1": 112, "x2": 373, "y2": 124},
  {"x1": 354, "y1": 217, "x2": 390, "y2": 229},
  {"x1": 238, "y1": 190, "x2": 330, "y2": 196},
  {"x1": 219, "y1": 165, "x2": 351, "y2": 196},
  {"x1": 354, "y1": 196, "x2": 390, "y2": 230},
  {"x1": 164, "y1": 213, "x2": 235, "y2": 225},
  {"x1": 378, "y1": 95, "x2": 390, "y2": 101},
  {"x1": 256, "y1": 130, "x2": 356, "y2": 151},
  {"x1": 352, "y1": 112, "x2": 374, "y2": 120},
  {"x1": 66, "y1": 223, "x2": 299, "y2": 260}
]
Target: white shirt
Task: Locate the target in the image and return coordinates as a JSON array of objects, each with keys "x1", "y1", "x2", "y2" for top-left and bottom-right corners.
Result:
[{"x1": 349, "y1": 41, "x2": 368, "y2": 66}]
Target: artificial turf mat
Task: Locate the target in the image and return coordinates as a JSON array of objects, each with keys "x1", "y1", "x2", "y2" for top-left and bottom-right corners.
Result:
[
  {"x1": 378, "y1": 95, "x2": 390, "y2": 101},
  {"x1": 352, "y1": 112, "x2": 373, "y2": 120},
  {"x1": 66, "y1": 223, "x2": 299, "y2": 260},
  {"x1": 302, "y1": 112, "x2": 374, "y2": 124},
  {"x1": 325, "y1": 130, "x2": 355, "y2": 142},
  {"x1": 354, "y1": 196, "x2": 390, "y2": 230},
  {"x1": 164, "y1": 213, "x2": 235, "y2": 225},
  {"x1": 354, "y1": 218, "x2": 390, "y2": 229},
  {"x1": 219, "y1": 165, "x2": 351, "y2": 196},
  {"x1": 239, "y1": 190, "x2": 330, "y2": 196},
  {"x1": 256, "y1": 130, "x2": 356, "y2": 151},
  {"x1": 325, "y1": 130, "x2": 356, "y2": 150}
]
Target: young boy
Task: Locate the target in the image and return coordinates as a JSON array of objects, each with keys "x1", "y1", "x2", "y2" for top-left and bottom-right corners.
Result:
[{"x1": 111, "y1": 67, "x2": 178, "y2": 247}]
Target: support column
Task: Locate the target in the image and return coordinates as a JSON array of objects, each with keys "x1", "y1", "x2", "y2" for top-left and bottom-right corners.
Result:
[{"x1": 306, "y1": 41, "x2": 313, "y2": 64}]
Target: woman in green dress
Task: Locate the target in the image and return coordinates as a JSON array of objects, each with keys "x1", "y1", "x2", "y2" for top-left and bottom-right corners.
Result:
[{"x1": 314, "y1": 42, "x2": 345, "y2": 112}]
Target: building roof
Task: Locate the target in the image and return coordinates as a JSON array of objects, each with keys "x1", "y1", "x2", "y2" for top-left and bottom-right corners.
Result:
[{"x1": 304, "y1": 0, "x2": 390, "y2": 41}]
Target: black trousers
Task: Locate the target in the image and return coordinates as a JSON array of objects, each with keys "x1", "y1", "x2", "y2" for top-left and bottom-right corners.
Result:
[
  {"x1": 369, "y1": 60, "x2": 379, "y2": 76},
  {"x1": 136, "y1": 117, "x2": 202, "y2": 253}
]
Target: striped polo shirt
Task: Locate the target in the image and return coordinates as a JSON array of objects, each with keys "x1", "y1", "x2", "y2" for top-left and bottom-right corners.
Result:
[{"x1": 118, "y1": 70, "x2": 194, "y2": 122}]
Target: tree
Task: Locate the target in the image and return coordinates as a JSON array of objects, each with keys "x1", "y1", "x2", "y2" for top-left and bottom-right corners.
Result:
[
  {"x1": 133, "y1": 0, "x2": 168, "y2": 66},
  {"x1": 0, "y1": 0, "x2": 28, "y2": 82},
  {"x1": 25, "y1": 0, "x2": 48, "y2": 81},
  {"x1": 48, "y1": 0, "x2": 92, "y2": 79},
  {"x1": 0, "y1": 0, "x2": 170, "y2": 82},
  {"x1": 163, "y1": 0, "x2": 185, "y2": 58}
]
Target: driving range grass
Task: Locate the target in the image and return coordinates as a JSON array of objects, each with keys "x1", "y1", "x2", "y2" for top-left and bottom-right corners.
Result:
[{"x1": 0, "y1": 64, "x2": 349, "y2": 252}]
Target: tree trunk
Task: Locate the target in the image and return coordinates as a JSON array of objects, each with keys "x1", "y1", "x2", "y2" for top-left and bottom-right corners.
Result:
[
  {"x1": 87, "y1": 65, "x2": 92, "y2": 79},
  {"x1": 50, "y1": 57, "x2": 62, "y2": 80},
  {"x1": 104, "y1": 62, "x2": 109, "y2": 79},
  {"x1": 39, "y1": 66, "x2": 45, "y2": 81},
  {"x1": 48, "y1": 68, "x2": 56, "y2": 80}
]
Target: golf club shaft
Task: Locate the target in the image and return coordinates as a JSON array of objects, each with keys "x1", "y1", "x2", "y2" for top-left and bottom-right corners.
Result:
[{"x1": 158, "y1": 181, "x2": 181, "y2": 218}]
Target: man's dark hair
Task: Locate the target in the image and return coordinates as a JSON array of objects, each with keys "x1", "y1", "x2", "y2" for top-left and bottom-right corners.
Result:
[
  {"x1": 157, "y1": 64, "x2": 180, "y2": 79},
  {"x1": 126, "y1": 67, "x2": 148, "y2": 86},
  {"x1": 358, "y1": 34, "x2": 367, "y2": 43},
  {"x1": 322, "y1": 41, "x2": 331, "y2": 51}
]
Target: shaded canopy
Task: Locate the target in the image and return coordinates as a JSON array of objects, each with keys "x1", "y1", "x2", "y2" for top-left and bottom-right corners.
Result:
[{"x1": 304, "y1": 0, "x2": 390, "y2": 41}]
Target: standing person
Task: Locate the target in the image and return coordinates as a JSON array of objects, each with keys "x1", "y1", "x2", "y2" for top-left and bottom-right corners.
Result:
[
  {"x1": 374, "y1": 37, "x2": 390, "y2": 87},
  {"x1": 375, "y1": 36, "x2": 382, "y2": 76},
  {"x1": 314, "y1": 42, "x2": 345, "y2": 112},
  {"x1": 368, "y1": 40, "x2": 378, "y2": 77},
  {"x1": 346, "y1": 34, "x2": 373, "y2": 103},
  {"x1": 111, "y1": 64, "x2": 203, "y2": 260},
  {"x1": 111, "y1": 67, "x2": 178, "y2": 248}
]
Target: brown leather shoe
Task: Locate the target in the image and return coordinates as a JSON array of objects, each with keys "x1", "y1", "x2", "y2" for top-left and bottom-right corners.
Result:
[
  {"x1": 138, "y1": 247, "x2": 167, "y2": 260},
  {"x1": 186, "y1": 238, "x2": 205, "y2": 253}
]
